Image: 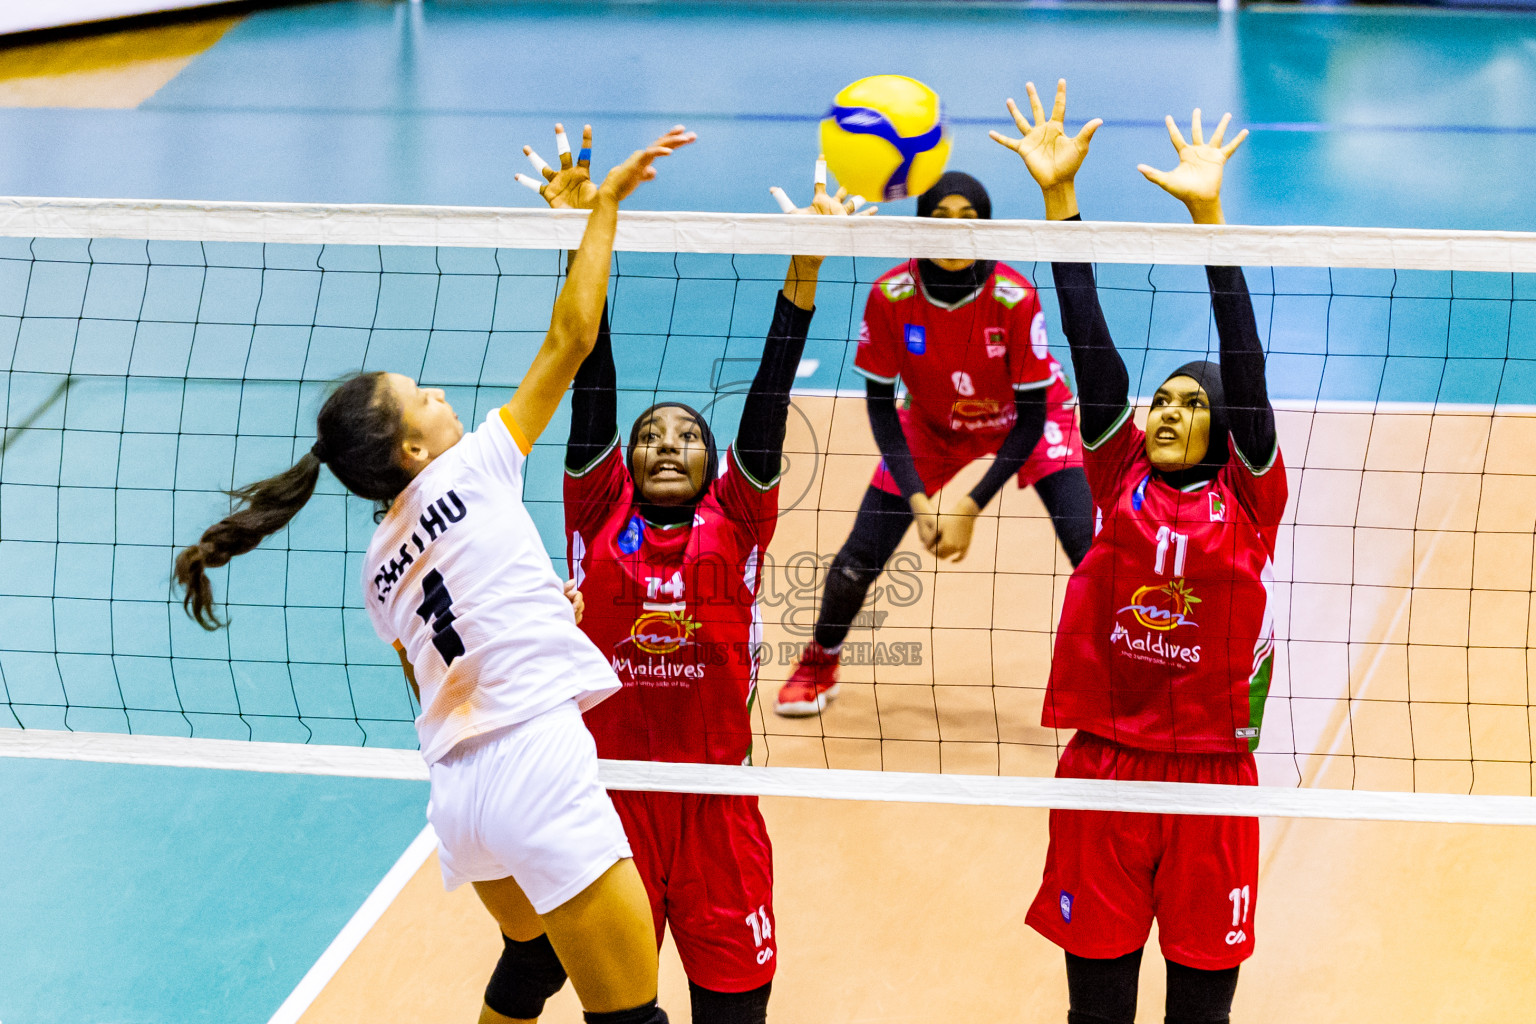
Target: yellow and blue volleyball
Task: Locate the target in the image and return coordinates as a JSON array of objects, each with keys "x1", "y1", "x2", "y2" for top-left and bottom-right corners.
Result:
[{"x1": 820, "y1": 75, "x2": 951, "y2": 202}]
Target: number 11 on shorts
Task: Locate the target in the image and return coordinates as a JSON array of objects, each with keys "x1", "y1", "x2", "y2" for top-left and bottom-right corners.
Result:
[{"x1": 1226, "y1": 884, "x2": 1251, "y2": 945}]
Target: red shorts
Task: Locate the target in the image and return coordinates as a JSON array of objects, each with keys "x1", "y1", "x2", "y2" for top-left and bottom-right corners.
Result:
[
  {"x1": 610, "y1": 789, "x2": 776, "y2": 992},
  {"x1": 871, "y1": 405, "x2": 1083, "y2": 496},
  {"x1": 1026, "y1": 732, "x2": 1259, "y2": 970}
]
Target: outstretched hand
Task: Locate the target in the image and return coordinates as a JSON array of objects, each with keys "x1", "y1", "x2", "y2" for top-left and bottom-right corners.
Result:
[
  {"x1": 771, "y1": 157, "x2": 870, "y2": 305},
  {"x1": 1137, "y1": 110, "x2": 1246, "y2": 224},
  {"x1": 600, "y1": 125, "x2": 695, "y2": 203},
  {"x1": 517, "y1": 123, "x2": 695, "y2": 209},
  {"x1": 769, "y1": 156, "x2": 877, "y2": 220},
  {"x1": 990, "y1": 79, "x2": 1102, "y2": 197}
]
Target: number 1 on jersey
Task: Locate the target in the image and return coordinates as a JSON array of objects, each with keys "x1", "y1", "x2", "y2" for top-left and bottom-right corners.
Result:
[
  {"x1": 1154, "y1": 526, "x2": 1189, "y2": 576},
  {"x1": 416, "y1": 569, "x2": 466, "y2": 666}
]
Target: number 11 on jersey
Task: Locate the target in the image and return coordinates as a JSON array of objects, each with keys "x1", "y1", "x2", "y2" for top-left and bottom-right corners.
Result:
[{"x1": 1154, "y1": 526, "x2": 1188, "y2": 576}]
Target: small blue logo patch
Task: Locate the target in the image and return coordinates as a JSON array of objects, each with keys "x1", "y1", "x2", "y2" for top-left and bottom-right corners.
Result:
[
  {"x1": 1059, "y1": 890, "x2": 1074, "y2": 922},
  {"x1": 904, "y1": 324, "x2": 926, "y2": 355},
  {"x1": 1131, "y1": 474, "x2": 1150, "y2": 512},
  {"x1": 618, "y1": 515, "x2": 645, "y2": 554}
]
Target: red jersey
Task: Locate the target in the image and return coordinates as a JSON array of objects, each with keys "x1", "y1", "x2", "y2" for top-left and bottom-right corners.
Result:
[
  {"x1": 854, "y1": 260, "x2": 1056, "y2": 436},
  {"x1": 565, "y1": 443, "x2": 776, "y2": 766},
  {"x1": 1043, "y1": 413, "x2": 1288, "y2": 753}
]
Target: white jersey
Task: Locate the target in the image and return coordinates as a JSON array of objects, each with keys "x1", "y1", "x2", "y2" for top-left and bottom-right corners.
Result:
[{"x1": 364, "y1": 406, "x2": 620, "y2": 765}]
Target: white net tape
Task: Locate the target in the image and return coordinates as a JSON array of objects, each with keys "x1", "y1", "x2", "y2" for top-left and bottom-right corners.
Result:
[{"x1": 5, "y1": 195, "x2": 1536, "y2": 270}]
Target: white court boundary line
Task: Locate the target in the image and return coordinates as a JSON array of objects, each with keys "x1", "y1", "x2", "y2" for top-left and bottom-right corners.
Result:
[
  {"x1": 266, "y1": 824, "x2": 438, "y2": 1024},
  {"x1": 7, "y1": 197, "x2": 1536, "y2": 271},
  {"x1": 3, "y1": 727, "x2": 1534, "y2": 826}
]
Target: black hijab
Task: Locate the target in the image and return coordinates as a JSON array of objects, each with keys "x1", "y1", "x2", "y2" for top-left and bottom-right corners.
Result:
[
  {"x1": 915, "y1": 171, "x2": 996, "y2": 306},
  {"x1": 626, "y1": 401, "x2": 719, "y2": 526},
  {"x1": 1154, "y1": 360, "x2": 1231, "y2": 490}
]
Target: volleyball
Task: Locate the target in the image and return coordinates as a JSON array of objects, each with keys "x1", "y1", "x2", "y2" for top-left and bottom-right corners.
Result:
[{"x1": 819, "y1": 75, "x2": 951, "y2": 202}]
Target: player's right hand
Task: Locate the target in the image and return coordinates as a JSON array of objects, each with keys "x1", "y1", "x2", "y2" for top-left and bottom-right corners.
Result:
[
  {"x1": 1136, "y1": 109, "x2": 1245, "y2": 224},
  {"x1": 990, "y1": 79, "x2": 1101, "y2": 192},
  {"x1": 910, "y1": 493, "x2": 940, "y2": 553},
  {"x1": 517, "y1": 123, "x2": 695, "y2": 209},
  {"x1": 600, "y1": 125, "x2": 696, "y2": 203}
]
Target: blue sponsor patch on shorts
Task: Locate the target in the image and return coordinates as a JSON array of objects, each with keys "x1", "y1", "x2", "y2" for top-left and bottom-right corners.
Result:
[
  {"x1": 1059, "y1": 890, "x2": 1073, "y2": 922},
  {"x1": 618, "y1": 515, "x2": 645, "y2": 553},
  {"x1": 905, "y1": 324, "x2": 926, "y2": 354}
]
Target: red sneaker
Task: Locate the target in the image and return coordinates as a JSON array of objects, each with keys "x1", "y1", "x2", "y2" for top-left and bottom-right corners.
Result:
[{"x1": 774, "y1": 644, "x2": 841, "y2": 717}]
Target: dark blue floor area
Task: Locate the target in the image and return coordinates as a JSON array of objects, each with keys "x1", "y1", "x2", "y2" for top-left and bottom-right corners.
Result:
[{"x1": 0, "y1": 757, "x2": 428, "y2": 1024}]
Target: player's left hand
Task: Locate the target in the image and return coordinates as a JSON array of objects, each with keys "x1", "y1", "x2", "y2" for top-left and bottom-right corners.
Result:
[
  {"x1": 1137, "y1": 109, "x2": 1246, "y2": 225},
  {"x1": 563, "y1": 579, "x2": 585, "y2": 625},
  {"x1": 932, "y1": 496, "x2": 981, "y2": 562}
]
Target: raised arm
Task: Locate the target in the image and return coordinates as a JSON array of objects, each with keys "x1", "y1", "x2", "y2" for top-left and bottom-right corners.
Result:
[
  {"x1": 993, "y1": 79, "x2": 1128, "y2": 447},
  {"x1": 566, "y1": 305, "x2": 618, "y2": 474},
  {"x1": 506, "y1": 123, "x2": 695, "y2": 446},
  {"x1": 737, "y1": 160, "x2": 873, "y2": 486},
  {"x1": 1138, "y1": 110, "x2": 1275, "y2": 467}
]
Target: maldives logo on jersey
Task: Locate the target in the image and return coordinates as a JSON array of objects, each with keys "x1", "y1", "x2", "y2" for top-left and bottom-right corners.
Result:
[
  {"x1": 949, "y1": 398, "x2": 1014, "y2": 432},
  {"x1": 626, "y1": 609, "x2": 701, "y2": 655},
  {"x1": 1110, "y1": 578, "x2": 1203, "y2": 666},
  {"x1": 1119, "y1": 578, "x2": 1202, "y2": 632}
]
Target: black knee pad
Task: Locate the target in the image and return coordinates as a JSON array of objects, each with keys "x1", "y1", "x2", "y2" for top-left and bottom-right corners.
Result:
[
  {"x1": 1164, "y1": 959, "x2": 1239, "y2": 1024},
  {"x1": 828, "y1": 553, "x2": 883, "y2": 593},
  {"x1": 484, "y1": 932, "x2": 567, "y2": 1021},
  {"x1": 584, "y1": 999, "x2": 669, "y2": 1024},
  {"x1": 1065, "y1": 949, "x2": 1142, "y2": 1024},
  {"x1": 689, "y1": 980, "x2": 771, "y2": 1024}
]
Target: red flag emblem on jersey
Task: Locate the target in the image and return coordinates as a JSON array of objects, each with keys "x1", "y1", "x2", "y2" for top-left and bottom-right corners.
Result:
[
  {"x1": 1209, "y1": 491, "x2": 1226, "y2": 522},
  {"x1": 984, "y1": 327, "x2": 1007, "y2": 359}
]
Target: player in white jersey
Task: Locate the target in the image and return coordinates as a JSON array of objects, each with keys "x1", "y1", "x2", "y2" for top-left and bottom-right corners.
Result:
[{"x1": 174, "y1": 123, "x2": 694, "y2": 1024}]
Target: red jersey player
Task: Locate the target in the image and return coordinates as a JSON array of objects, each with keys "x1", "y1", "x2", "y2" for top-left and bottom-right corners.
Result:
[
  {"x1": 560, "y1": 164, "x2": 860, "y2": 1024},
  {"x1": 775, "y1": 171, "x2": 1095, "y2": 716},
  {"x1": 997, "y1": 83, "x2": 1281, "y2": 1024}
]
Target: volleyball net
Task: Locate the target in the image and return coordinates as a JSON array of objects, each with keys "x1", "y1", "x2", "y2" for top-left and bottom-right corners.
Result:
[{"x1": 2, "y1": 197, "x2": 1536, "y2": 826}]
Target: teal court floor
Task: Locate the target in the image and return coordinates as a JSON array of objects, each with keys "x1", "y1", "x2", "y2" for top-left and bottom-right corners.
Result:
[{"x1": 6, "y1": 2, "x2": 1536, "y2": 1021}]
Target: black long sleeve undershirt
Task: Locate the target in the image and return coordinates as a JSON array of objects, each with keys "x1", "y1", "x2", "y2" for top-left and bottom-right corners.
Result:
[
  {"x1": 734, "y1": 292, "x2": 814, "y2": 486},
  {"x1": 565, "y1": 306, "x2": 618, "y2": 474},
  {"x1": 1050, "y1": 259, "x2": 1131, "y2": 449},
  {"x1": 565, "y1": 296, "x2": 814, "y2": 484},
  {"x1": 1206, "y1": 265, "x2": 1277, "y2": 468},
  {"x1": 1050, "y1": 225, "x2": 1274, "y2": 466},
  {"x1": 864, "y1": 381, "x2": 924, "y2": 499}
]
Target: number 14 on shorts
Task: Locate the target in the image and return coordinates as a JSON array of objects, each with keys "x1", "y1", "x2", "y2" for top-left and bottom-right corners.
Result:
[{"x1": 745, "y1": 905, "x2": 774, "y2": 964}]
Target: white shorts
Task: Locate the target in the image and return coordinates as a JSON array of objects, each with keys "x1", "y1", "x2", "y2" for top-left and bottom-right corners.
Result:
[{"x1": 427, "y1": 700, "x2": 632, "y2": 914}]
